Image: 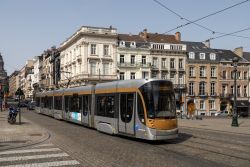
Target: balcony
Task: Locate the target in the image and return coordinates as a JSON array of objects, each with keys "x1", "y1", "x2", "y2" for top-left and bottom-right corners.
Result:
[
  {"x1": 174, "y1": 84, "x2": 186, "y2": 90},
  {"x1": 117, "y1": 62, "x2": 139, "y2": 68},
  {"x1": 188, "y1": 92, "x2": 195, "y2": 97},
  {"x1": 210, "y1": 92, "x2": 217, "y2": 97},
  {"x1": 199, "y1": 92, "x2": 208, "y2": 97},
  {"x1": 219, "y1": 93, "x2": 231, "y2": 99}
]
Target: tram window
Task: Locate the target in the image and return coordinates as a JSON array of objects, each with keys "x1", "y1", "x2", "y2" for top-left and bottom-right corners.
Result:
[
  {"x1": 137, "y1": 94, "x2": 145, "y2": 124},
  {"x1": 41, "y1": 97, "x2": 45, "y2": 108},
  {"x1": 120, "y1": 94, "x2": 134, "y2": 123},
  {"x1": 54, "y1": 96, "x2": 62, "y2": 110},
  {"x1": 65, "y1": 96, "x2": 69, "y2": 112},
  {"x1": 82, "y1": 96, "x2": 89, "y2": 116},
  {"x1": 96, "y1": 95, "x2": 115, "y2": 118},
  {"x1": 70, "y1": 94, "x2": 80, "y2": 112},
  {"x1": 35, "y1": 97, "x2": 40, "y2": 107}
]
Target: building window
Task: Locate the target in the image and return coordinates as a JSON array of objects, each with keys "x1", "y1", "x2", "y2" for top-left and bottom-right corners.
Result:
[
  {"x1": 222, "y1": 71, "x2": 227, "y2": 79},
  {"x1": 162, "y1": 72, "x2": 167, "y2": 79},
  {"x1": 244, "y1": 85, "x2": 247, "y2": 97},
  {"x1": 162, "y1": 58, "x2": 166, "y2": 69},
  {"x1": 130, "y1": 72, "x2": 135, "y2": 79},
  {"x1": 200, "y1": 66, "x2": 206, "y2": 77},
  {"x1": 199, "y1": 53, "x2": 205, "y2": 59},
  {"x1": 153, "y1": 58, "x2": 158, "y2": 68},
  {"x1": 179, "y1": 74, "x2": 184, "y2": 84},
  {"x1": 189, "y1": 66, "x2": 195, "y2": 77},
  {"x1": 237, "y1": 85, "x2": 241, "y2": 97},
  {"x1": 189, "y1": 52, "x2": 195, "y2": 59},
  {"x1": 244, "y1": 71, "x2": 248, "y2": 80},
  {"x1": 211, "y1": 83, "x2": 215, "y2": 95},
  {"x1": 142, "y1": 56, "x2": 146, "y2": 65},
  {"x1": 199, "y1": 82, "x2": 205, "y2": 95},
  {"x1": 170, "y1": 72, "x2": 175, "y2": 83},
  {"x1": 103, "y1": 63, "x2": 109, "y2": 75},
  {"x1": 179, "y1": 59, "x2": 183, "y2": 69},
  {"x1": 103, "y1": 45, "x2": 109, "y2": 56},
  {"x1": 91, "y1": 44, "x2": 96, "y2": 55},
  {"x1": 142, "y1": 71, "x2": 149, "y2": 79},
  {"x1": 210, "y1": 53, "x2": 216, "y2": 60},
  {"x1": 131, "y1": 55, "x2": 135, "y2": 65},
  {"x1": 231, "y1": 71, "x2": 235, "y2": 79},
  {"x1": 120, "y1": 72, "x2": 124, "y2": 80},
  {"x1": 170, "y1": 58, "x2": 175, "y2": 69},
  {"x1": 189, "y1": 82, "x2": 194, "y2": 95},
  {"x1": 222, "y1": 85, "x2": 227, "y2": 95},
  {"x1": 209, "y1": 100, "x2": 215, "y2": 110},
  {"x1": 120, "y1": 55, "x2": 124, "y2": 64},
  {"x1": 231, "y1": 85, "x2": 234, "y2": 94},
  {"x1": 200, "y1": 100, "x2": 205, "y2": 110},
  {"x1": 211, "y1": 67, "x2": 216, "y2": 77},
  {"x1": 90, "y1": 62, "x2": 96, "y2": 75},
  {"x1": 152, "y1": 71, "x2": 158, "y2": 78}
]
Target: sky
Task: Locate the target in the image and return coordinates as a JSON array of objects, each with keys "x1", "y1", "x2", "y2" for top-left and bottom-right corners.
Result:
[{"x1": 0, "y1": 0, "x2": 250, "y2": 75}]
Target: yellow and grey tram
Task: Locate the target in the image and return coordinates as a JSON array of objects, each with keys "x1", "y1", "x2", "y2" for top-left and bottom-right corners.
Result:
[{"x1": 35, "y1": 79, "x2": 178, "y2": 140}]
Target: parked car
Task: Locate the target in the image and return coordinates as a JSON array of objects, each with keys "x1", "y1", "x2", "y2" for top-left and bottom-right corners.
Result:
[
  {"x1": 215, "y1": 110, "x2": 229, "y2": 117},
  {"x1": 238, "y1": 111, "x2": 248, "y2": 117},
  {"x1": 27, "y1": 101, "x2": 36, "y2": 110},
  {"x1": 18, "y1": 100, "x2": 29, "y2": 108}
]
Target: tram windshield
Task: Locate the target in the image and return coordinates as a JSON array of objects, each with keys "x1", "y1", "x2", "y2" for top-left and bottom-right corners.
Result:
[{"x1": 139, "y1": 81, "x2": 176, "y2": 119}]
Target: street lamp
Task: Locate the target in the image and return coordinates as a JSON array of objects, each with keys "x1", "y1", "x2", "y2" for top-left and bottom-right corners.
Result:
[{"x1": 232, "y1": 57, "x2": 239, "y2": 127}]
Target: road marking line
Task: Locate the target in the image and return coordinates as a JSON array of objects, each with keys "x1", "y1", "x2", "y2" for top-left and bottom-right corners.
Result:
[
  {"x1": 0, "y1": 153, "x2": 68, "y2": 162},
  {"x1": 32, "y1": 143, "x2": 54, "y2": 147},
  {"x1": 0, "y1": 148, "x2": 60, "y2": 155},
  {"x1": 0, "y1": 160, "x2": 80, "y2": 167}
]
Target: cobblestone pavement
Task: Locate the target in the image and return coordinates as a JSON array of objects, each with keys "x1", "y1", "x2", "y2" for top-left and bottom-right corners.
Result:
[
  {"x1": 178, "y1": 117, "x2": 250, "y2": 135},
  {"x1": 0, "y1": 109, "x2": 49, "y2": 151},
  {"x1": 21, "y1": 111, "x2": 250, "y2": 167}
]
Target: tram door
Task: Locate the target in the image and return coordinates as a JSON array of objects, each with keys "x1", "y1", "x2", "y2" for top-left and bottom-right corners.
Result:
[
  {"x1": 119, "y1": 93, "x2": 135, "y2": 135},
  {"x1": 81, "y1": 95, "x2": 89, "y2": 125}
]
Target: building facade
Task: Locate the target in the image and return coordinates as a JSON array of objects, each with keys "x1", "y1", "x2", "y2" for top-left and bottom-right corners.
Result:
[
  {"x1": 184, "y1": 42, "x2": 220, "y2": 116},
  {"x1": 59, "y1": 26, "x2": 118, "y2": 87},
  {"x1": 8, "y1": 71, "x2": 19, "y2": 98}
]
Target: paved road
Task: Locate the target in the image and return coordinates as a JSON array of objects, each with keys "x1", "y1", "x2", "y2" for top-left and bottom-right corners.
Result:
[{"x1": 15, "y1": 111, "x2": 250, "y2": 167}]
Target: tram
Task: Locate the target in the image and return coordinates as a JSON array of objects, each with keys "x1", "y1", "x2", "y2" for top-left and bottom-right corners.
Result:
[{"x1": 35, "y1": 79, "x2": 178, "y2": 140}]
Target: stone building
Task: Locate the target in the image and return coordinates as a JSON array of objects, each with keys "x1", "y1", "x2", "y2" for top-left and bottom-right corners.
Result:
[
  {"x1": 183, "y1": 41, "x2": 219, "y2": 116},
  {"x1": 59, "y1": 26, "x2": 118, "y2": 87},
  {"x1": 0, "y1": 53, "x2": 8, "y2": 91},
  {"x1": 117, "y1": 30, "x2": 187, "y2": 112}
]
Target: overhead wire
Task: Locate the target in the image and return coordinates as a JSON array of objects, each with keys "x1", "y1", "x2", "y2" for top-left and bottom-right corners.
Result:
[{"x1": 152, "y1": 0, "x2": 250, "y2": 39}]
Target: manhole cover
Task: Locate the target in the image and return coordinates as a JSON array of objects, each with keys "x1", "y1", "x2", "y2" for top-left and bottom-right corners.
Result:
[{"x1": 29, "y1": 133, "x2": 42, "y2": 136}]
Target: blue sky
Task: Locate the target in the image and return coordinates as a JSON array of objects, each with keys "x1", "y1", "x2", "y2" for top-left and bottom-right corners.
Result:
[{"x1": 0, "y1": 0, "x2": 250, "y2": 75}]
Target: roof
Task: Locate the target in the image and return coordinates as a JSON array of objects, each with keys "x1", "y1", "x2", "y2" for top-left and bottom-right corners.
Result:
[
  {"x1": 243, "y1": 52, "x2": 250, "y2": 61},
  {"x1": 213, "y1": 49, "x2": 247, "y2": 62},
  {"x1": 182, "y1": 41, "x2": 219, "y2": 62},
  {"x1": 118, "y1": 32, "x2": 179, "y2": 44}
]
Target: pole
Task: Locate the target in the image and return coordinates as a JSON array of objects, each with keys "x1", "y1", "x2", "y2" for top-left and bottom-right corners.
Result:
[
  {"x1": 18, "y1": 95, "x2": 21, "y2": 124},
  {"x1": 232, "y1": 58, "x2": 238, "y2": 127}
]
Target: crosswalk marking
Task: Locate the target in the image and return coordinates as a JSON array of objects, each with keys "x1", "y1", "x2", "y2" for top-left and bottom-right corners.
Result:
[
  {"x1": 0, "y1": 160, "x2": 80, "y2": 167},
  {"x1": 0, "y1": 148, "x2": 60, "y2": 155},
  {"x1": 0, "y1": 143, "x2": 80, "y2": 166},
  {"x1": 32, "y1": 143, "x2": 54, "y2": 148},
  {"x1": 0, "y1": 153, "x2": 68, "y2": 162}
]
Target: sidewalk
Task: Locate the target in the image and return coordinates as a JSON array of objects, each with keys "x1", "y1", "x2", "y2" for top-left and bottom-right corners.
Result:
[
  {"x1": 178, "y1": 117, "x2": 250, "y2": 135},
  {"x1": 0, "y1": 109, "x2": 49, "y2": 151}
]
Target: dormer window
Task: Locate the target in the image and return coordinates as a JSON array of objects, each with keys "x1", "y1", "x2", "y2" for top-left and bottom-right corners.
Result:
[
  {"x1": 210, "y1": 53, "x2": 216, "y2": 60},
  {"x1": 189, "y1": 52, "x2": 195, "y2": 59},
  {"x1": 119, "y1": 41, "x2": 125, "y2": 47},
  {"x1": 130, "y1": 41, "x2": 136, "y2": 48},
  {"x1": 200, "y1": 53, "x2": 205, "y2": 59}
]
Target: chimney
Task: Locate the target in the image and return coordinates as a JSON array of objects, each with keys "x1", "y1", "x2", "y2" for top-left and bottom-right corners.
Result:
[
  {"x1": 175, "y1": 32, "x2": 181, "y2": 42},
  {"x1": 139, "y1": 28, "x2": 148, "y2": 40},
  {"x1": 234, "y1": 47, "x2": 243, "y2": 57},
  {"x1": 203, "y1": 40, "x2": 210, "y2": 48}
]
